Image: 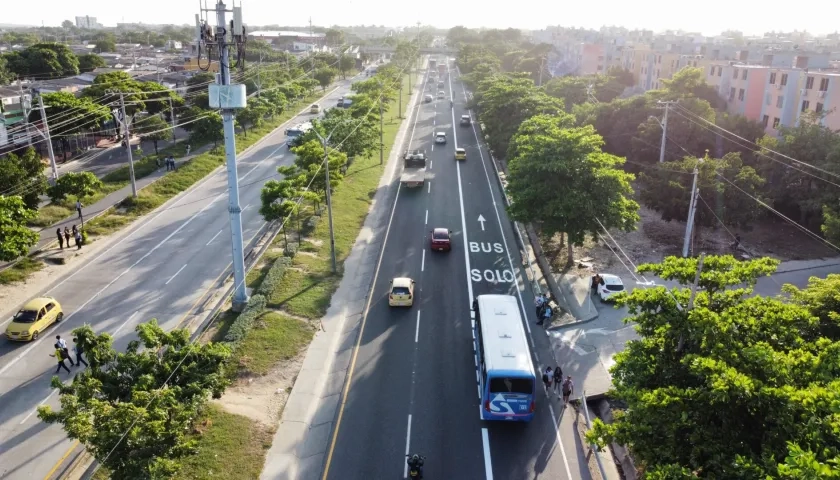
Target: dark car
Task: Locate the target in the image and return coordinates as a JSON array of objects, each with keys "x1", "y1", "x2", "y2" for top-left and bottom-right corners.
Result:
[{"x1": 430, "y1": 228, "x2": 452, "y2": 252}]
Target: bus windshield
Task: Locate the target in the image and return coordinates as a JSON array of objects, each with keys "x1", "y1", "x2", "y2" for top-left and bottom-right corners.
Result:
[{"x1": 489, "y1": 377, "x2": 533, "y2": 395}]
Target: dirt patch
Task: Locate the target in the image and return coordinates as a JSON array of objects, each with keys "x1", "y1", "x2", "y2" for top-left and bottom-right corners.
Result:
[
  {"x1": 214, "y1": 349, "x2": 306, "y2": 427},
  {"x1": 303, "y1": 238, "x2": 323, "y2": 247},
  {"x1": 296, "y1": 251, "x2": 318, "y2": 258},
  {"x1": 543, "y1": 205, "x2": 838, "y2": 277}
]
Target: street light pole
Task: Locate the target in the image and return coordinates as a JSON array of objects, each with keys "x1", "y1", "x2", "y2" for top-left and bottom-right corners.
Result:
[
  {"x1": 314, "y1": 130, "x2": 338, "y2": 273},
  {"x1": 36, "y1": 93, "x2": 59, "y2": 183}
]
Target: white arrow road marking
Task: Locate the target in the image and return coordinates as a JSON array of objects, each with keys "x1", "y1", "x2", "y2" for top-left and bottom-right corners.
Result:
[{"x1": 477, "y1": 214, "x2": 486, "y2": 231}]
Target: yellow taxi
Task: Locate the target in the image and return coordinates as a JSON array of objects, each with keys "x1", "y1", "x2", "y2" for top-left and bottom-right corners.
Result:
[
  {"x1": 388, "y1": 277, "x2": 415, "y2": 307},
  {"x1": 455, "y1": 148, "x2": 466, "y2": 161},
  {"x1": 5, "y1": 297, "x2": 64, "y2": 342}
]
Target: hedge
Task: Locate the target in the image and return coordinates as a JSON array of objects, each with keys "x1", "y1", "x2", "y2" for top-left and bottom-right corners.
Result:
[
  {"x1": 257, "y1": 256, "x2": 291, "y2": 297},
  {"x1": 223, "y1": 294, "x2": 267, "y2": 344}
]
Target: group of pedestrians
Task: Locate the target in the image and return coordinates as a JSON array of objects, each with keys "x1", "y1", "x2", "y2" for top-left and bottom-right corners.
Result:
[
  {"x1": 160, "y1": 155, "x2": 178, "y2": 171},
  {"x1": 542, "y1": 366, "x2": 575, "y2": 406},
  {"x1": 535, "y1": 293, "x2": 553, "y2": 325},
  {"x1": 49, "y1": 335, "x2": 88, "y2": 374},
  {"x1": 56, "y1": 225, "x2": 83, "y2": 250}
]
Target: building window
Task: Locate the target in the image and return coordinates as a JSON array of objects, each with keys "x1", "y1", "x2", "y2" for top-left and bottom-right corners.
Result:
[
  {"x1": 777, "y1": 96, "x2": 784, "y2": 108},
  {"x1": 729, "y1": 87, "x2": 736, "y2": 101},
  {"x1": 742, "y1": 69, "x2": 748, "y2": 80},
  {"x1": 820, "y1": 78, "x2": 830, "y2": 91},
  {"x1": 733, "y1": 68, "x2": 739, "y2": 79},
  {"x1": 710, "y1": 66, "x2": 715, "y2": 76},
  {"x1": 597, "y1": 65, "x2": 603, "y2": 71},
  {"x1": 802, "y1": 100, "x2": 810, "y2": 112},
  {"x1": 765, "y1": 93, "x2": 772, "y2": 105},
  {"x1": 773, "y1": 117, "x2": 780, "y2": 128},
  {"x1": 717, "y1": 67, "x2": 722, "y2": 77},
  {"x1": 762, "y1": 114, "x2": 769, "y2": 126},
  {"x1": 738, "y1": 88, "x2": 745, "y2": 101},
  {"x1": 817, "y1": 102, "x2": 824, "y2": 113},
  {"x1": 806, "y1": 76, "x2": 815, "y2": 89},
  {"x1": 769, "y1": 72, "x2": 776, "y2": 84},
  {"x1": 780, "y1": 73, "x2": 788, "y2": 86}
]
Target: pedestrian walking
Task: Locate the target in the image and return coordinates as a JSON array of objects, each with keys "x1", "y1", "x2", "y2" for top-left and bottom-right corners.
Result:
[
  {"x1": 74, "y1": 229, "x2": 83, "y2": 250},
  {"x1": 56, "y1": 228, "x2": 64, "y2": 249},
  {"x1": 552, "y1": 366, "x2": 563, "y2": 397},
  {"x1": 50, "y1": 345, "x2": 72, "y2": 374},
  {"x1": 56, "y1": 336, "x2": 75, "y2": 366},
  {"x1": 535, "y1": 294, "x2": 545, "y2": 318},
  {"x1": 561, "y1": 375, "x2": 574, "y2": 406},
  {"x1": 71, "y1": 225, "x2": 78, "y2": 246},
  {"x1": 72, "y1": 338, "x2": 88, "y2": 368},
  {"x1": 185, "y1": 144, "x2": 191, "y2": 156},
  {"x1": 75, "y1": 200, "x2": 83, "y2": 221},
  {"x1": 64, "y1": 226, "x2": 71, "y2": 246},
  {"x1": 541, "y1": 366, "x2": 554, "y2": 391}
]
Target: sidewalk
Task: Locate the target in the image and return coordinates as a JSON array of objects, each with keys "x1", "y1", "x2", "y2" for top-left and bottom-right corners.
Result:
[{"x1": 3, "y1": 143, "x2": 213, "y2": 271}]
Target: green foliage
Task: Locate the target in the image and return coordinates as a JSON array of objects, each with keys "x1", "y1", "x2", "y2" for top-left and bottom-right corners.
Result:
[
  {"x1": 290, "y1": 139, "x2": 348, "y2": 194},
  {"x1": 0, "y1": 195, "x2": 39, "y2": 262},
  {"x1": 0, "y1": 147, "x2": 48, "y2": 209},
  {"x1": 320, "y1": 107, "x2": 379, "y2": 159},
  {"x1": 29, "y1": 92, "x2": 110, "y2": 164},
  {"x1": 314, "y1": 67, "x2": 338, "y2": 91},
  {"x1": 223, "y1": 294, "x2": 268, "y2": 344},
  {"x1": 140, "y1": 81, "x2": 184, "y2": 117},
  {"x1": 38, "y1": 321, "x2": 231, "y2": 480},
  {"x1": 48, "y1": 171, "x2": 102, "y2": 203},
  {"x1": 0, "y1": 55, "x2": 12, "y2": 84},
  {"x1": 338, "y1": 54, "x2": 356, "y2": 79},
  {"x1": 95, "y1": 39, "x2": 116, "y2": 52},
  {"x1": 257, "y1": 257, "x2": 291, "y2": 297},
  {"x1": 83, "y1": 72, "x2": 148, "y2": 121},
  {"x1": 236, "y1": 100, "x2": 269, "y2": 136},
  {"x1": 325, "y1": 28, "x2": 346, "y2": 46},
  {"x1": 639, "y1": 152, "x2": 766, "y2": 229},
  {"x1": 588, "y1": 255, "x2": 840, "y2": 478},
  {"x1": 135, "y1": 115, "x2": 173, "y2": 155},
  {"x1": 3, "y1": 43, "x2": 80, "y2": 78},
  {"x1": 77, "y1": 53, "x2": 106, "y2": 72},
  {"x1": 190, "y1": 112, "x2": 224, "y2": 147},
  {"x1": 506, "y1": 116, "x2": 639, "y2": 262}
]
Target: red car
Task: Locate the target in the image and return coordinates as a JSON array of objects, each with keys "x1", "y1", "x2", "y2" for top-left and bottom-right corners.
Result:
[{"x1": 430, "y1": 228, "x2": 452, "y2": 252}]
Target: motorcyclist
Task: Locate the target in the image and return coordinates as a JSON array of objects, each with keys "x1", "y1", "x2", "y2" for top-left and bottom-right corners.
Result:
[
  {"x1": 450, "y1": 99, "x2": 454, "y2": 108},
  {"x1": 406, "y1": 454, "x2": 425, "y2": 478}
]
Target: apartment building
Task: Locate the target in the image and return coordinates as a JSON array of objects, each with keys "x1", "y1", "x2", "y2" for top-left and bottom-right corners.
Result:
[{"x1": 0, "y1": 86, "x2": 31, "y2": 148}]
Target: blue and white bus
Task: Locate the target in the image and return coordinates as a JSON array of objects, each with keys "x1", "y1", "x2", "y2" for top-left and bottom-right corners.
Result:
[
  {"x1": 473, "y1": 294, "x2": 536, "y2": 422},
  {"x1": 285, "y1": 121, "x2": 312, "y2": 149}
]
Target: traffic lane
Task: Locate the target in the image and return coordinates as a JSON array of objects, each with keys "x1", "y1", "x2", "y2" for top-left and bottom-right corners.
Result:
[
  {"x1": 325, "y1": 186, "x2": 427, "y2": 480},
  {"x1": 410, "y1": 110, "x2": 486, "y2": 478}
]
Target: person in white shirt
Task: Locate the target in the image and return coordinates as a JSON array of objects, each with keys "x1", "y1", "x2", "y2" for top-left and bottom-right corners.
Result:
[{"x1": 561, "y1": 376, "x2": 574, "y2": 406}]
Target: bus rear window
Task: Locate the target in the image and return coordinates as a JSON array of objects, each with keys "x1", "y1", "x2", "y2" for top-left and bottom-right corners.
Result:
[{"x1": 489, "y1": 377, "x2": 533, "y2": 394}]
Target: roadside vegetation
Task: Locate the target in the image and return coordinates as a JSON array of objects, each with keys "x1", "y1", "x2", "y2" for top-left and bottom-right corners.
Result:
[{"x1": 448, "y1": 25, "x2": 840, "y2": 477}]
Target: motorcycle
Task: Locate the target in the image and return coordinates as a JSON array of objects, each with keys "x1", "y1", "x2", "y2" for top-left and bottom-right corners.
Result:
[{"x1": 406, "y1": 453, "x2": 425, "y2": 479}]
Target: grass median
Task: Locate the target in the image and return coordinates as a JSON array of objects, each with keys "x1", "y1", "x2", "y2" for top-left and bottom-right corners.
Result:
[{"x1": 176, "y1": 73, "x2": 415, "y2": 478}]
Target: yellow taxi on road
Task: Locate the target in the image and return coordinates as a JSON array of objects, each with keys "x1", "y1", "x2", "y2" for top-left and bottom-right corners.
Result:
[
  {"x1": 5, "y1": 297, "x2": 63, "y2": 342},
  {"x1": 388, "y1": 277, "x2": 415, "y2": 307},
  {"x1": 455, "y1": 148, "x2": 466, "y2": 161}
]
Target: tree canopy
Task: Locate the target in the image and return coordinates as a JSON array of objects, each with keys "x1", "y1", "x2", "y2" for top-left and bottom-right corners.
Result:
[
  {"x1": 0, "y1": 147, "x2": 48, "y2": 209},
  {"x1": 0, "y1": 195, "x2": 39, "y2": 261},
  {"x1": 2, "y1": 43, "x2": 79, "y2": 78},
  {"x1": 589, "y1": 255, "x2": 840, "y2": 478}
]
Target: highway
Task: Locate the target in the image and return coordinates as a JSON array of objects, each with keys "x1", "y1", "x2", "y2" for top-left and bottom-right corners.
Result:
[
  {"x1": 324, "y1": 60, "x2": 591, "y2": 479},
  {"x1": 0, "y1": 74, "x2": 365, "y2": 480}
]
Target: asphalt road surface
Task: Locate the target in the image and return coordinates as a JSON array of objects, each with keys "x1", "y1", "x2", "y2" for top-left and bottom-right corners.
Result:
[
  {"x1": 0, "y1": 74, "x2": 366, "y2": 480},
  {"x1": 324, "y1": 61, "x2": 591, "y2": 480}
]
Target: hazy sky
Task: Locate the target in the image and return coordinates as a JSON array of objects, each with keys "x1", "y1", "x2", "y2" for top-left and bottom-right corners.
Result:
[{"x1": 7, "y1": 0, "x2": 838, "y2": 37}]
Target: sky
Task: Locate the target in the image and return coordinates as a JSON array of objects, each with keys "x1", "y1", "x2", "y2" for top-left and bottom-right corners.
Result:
[{"x1": 5, "y1": 0, "x2": 839, "y2": 37}]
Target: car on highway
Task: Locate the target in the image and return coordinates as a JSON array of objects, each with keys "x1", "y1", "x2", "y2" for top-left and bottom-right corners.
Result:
[
  {"x1": 388, "y1": 277, "x2": 415, "y2": 307},
  {"x1": 597, "y1": 274, "x2": 626, "y2": 302},
  {"x1": 437, "y1": 81, "x2": 444, "y2": 88},
  {"x1": 424, "y1": 94, "x2": 433, "y2": 103},
  {"x1": 460, "y1": 114, "x2": 471, "y2": 126},
  {"x1": 429, "y1": 228, "x2": 452, "y2": 251},
  {"x1": 5, "y1": 297, "x2": 63, "y2": 341},
  {"x1": 437, "y1": 90, "x2": 446, "y2": 99},
  {"x1": 310, "y1": 104, "x2": 320, "y2": 114},
  {"x1": 435, "y1": 132, "x2": 447, "y2": 144},
  {"x1": 455, "y1": 148, "x2": 466, "y2": 160}
]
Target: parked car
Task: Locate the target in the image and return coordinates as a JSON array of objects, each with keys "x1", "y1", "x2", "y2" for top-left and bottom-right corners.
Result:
[
  {"x1": 597, "y1": 274, "x2": 625, "y2": 302},
  {"x1": 5, "y1": 297, "x2": 63, "y2": 341}
]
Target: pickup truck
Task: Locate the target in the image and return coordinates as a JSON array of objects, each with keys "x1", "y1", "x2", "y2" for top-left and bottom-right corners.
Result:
[{"x1": 401, "y1": 149, "x2": 427, "y2": 188}]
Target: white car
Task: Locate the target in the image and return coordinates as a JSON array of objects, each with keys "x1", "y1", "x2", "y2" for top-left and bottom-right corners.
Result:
[
  {"x1": 597, "y1": 274, "x2": 625, "y2": 302},
  {"x1": 435, "y1": 132, "x2": 447, "y2": 144},
  {"x1": 437, "y1": 90, "x2": 446, "y2": 99}
]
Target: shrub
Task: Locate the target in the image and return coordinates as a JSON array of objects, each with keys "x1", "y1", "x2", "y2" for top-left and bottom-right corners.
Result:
[
  {"x1": 223, "y1": 294, "x2": 267, "y2": 344},
  {"x1": 257, "y1": 257, "x2": 291, "y2": 297}
]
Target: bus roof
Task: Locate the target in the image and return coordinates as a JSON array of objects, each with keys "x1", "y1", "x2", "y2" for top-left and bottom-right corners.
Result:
[{"x1": 476, "y1": 294, "x2": 534, "y2": 376}]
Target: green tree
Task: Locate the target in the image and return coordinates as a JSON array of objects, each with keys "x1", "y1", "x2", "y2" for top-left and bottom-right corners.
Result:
[
  {"x1": 61, "y1": 20, "x2": 74, "y2": 30},
  {"x1": 3, "y1": 43, "x2": 80, "y2": 78},
  {"x1": 236, "y1": 100, "x2": 269, "y2": 136},
  {"x1": 0, "y1": 195, "x2": 39, "y2": 261},
  {"x1": 314, "y1": 67, "x2": 338, "y2": 91},
  {"x1": 260, "y1": 175, "x2": 307, "y2": 245},
  {"x1": 139, "y1": 81, "x2": 184, "y2": 117},
  {"x1": 0, "y1": 147, "x2": 48, "y2": 209},
  {"x1": 32, "y1": 92, "x2": 111, "y2": 161},
  {"x1": 0, "y1": 55, "x2": 13, "y2": 84},
  {"x1": 77, "y1": 53, "x2": 106, "y2": 72},
  {"x1": 95, "y1": 39, "x2": 116, "y2": 53},
  {"x1": 325, "y1": 28, "x2": 346, "y2": 46},
  {"x1": 48, "y1": 171, "x2": 102, "y2": 203},
  {"x1": 506, "y1": 115, "x2": 639, "y2": 264},
  {"x1": 287, "y1": 139, "x2": 348, "y2": 195},
  {"x1": 338, "y1": 54, "x2": 356, "y2": 79},
  {"x1": 639, "y1": 152, "x2": 766, "y2": 230},
  {"x1": 588, "y1": 255, "x2": 840, "y2": 478},
  {"x1": 82, "y1": 72, "x2": 148, "y2": 125},
  {"x1": 38, "y1": 321, "x2": 231, "y2": 480},
  {"x1": 320, "y1": 107, "x2": 378, "y2": 159},
  {"x1": 191, "y1": 111, "x2": 224, "y2": 147},
  {"x1": 135, "y1": 115, "x2": 173, "y2": 154}
]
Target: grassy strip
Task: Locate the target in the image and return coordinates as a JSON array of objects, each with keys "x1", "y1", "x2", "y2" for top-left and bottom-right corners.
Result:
[
  {"x1": 0, "y1": 258, "x2": 43, "y2": 285},
  {"x1": 175, "y1": 74, "x2": 414, "y2": 478}
]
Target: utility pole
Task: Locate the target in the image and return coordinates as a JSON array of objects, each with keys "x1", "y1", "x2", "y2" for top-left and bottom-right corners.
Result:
[
  {"x1": 200, "y1": 0, "x2": 249, "y2": 310},
  {"x1": 538, "y1": 55, "x2": 546, "y2": 87},
  {"x1": 657, "y1": 100, "x2": 676, "y2": 163},
  {"x1": 309, "y1": 17, "x2": 314, "y2": 78},
  {"x1": 398, "y1": 82, "x2": 403, "y2": 119},
  {"x1": 168, "y1": 96, "x2": 177, "y2": 141},
  {"x1": 682, "y1": 161, "x2": 701, "y2": 257},
  {"x1": 111, "y1": 91, "x2": 138, "y2": 197},
  {"x1": 36, "y1": 93, "x2": 58, "y2": 183},
  {"x1": 379, "y1": 79, "x2": 384, "y2": 165},
  {"x1": 257, "y1": 49, "x2": 263, "y2": 97},
  {"x1": 314, "y1": 132, "x2": 338, "y2": 273},
  {"x1": 677, "y1": 253, "x2": 705, "y2": 352},
  {"x1": 20, "y1": 82, "x2": 32, "y2": 147}
]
